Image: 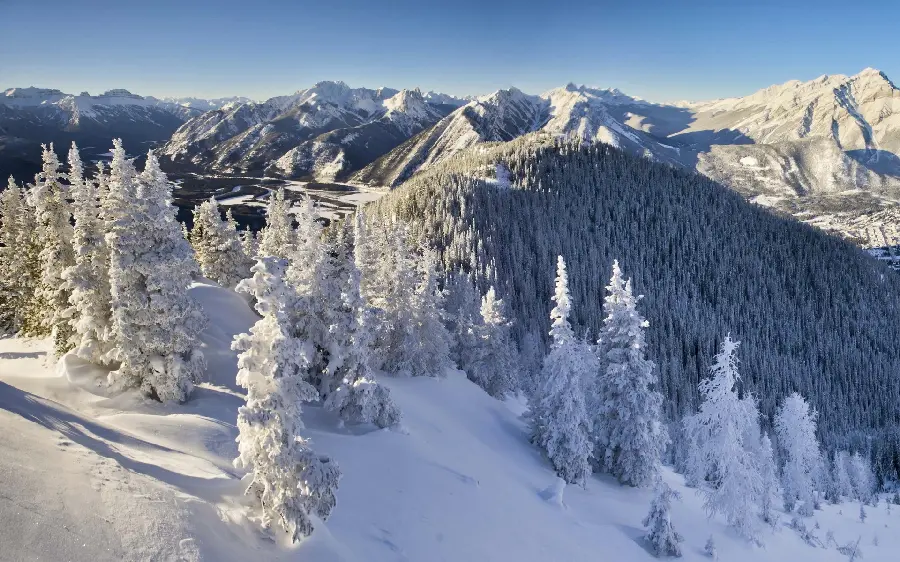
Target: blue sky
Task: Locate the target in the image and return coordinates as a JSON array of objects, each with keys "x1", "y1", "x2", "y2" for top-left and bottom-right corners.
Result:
[{"x1": 1, "y1": 0, "x2": 897, "y2": 102}]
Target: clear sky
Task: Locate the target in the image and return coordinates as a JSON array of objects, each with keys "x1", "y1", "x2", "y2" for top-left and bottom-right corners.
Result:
[{"x1": 1, "y1": 0, "x2": 898, "y2": 103}]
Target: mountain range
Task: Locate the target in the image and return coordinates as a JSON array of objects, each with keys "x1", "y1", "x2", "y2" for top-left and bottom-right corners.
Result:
[
  {"x1": 0, "y1": 87, "x2": 230, "y2": 180},
  {"x1": 158, "y1": 81, "x2": 467, "y2": 179},
  {"x1": 3, "y1": 70, "x2": 900, "y2": 244},
  {"x1": 356, "y1": 69, "x2": 900, "y2": 244}
]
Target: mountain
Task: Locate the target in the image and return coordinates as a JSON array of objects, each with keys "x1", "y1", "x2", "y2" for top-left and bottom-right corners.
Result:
[
  {"x1": 368, "y1": 135, "x2": 900, "y2": 477},
  {"x1": 0, "y1": 87, "x2": 207, "y2": 181},
  {"x1": 156, "y1": 95, "x2": 254, "y2": 112},
  {"x1": 357, "y1": 69, "x2": 900, "y2": 244},
  {"x1": 158, "y1": 81, "x2": 466, "y2": 180}
]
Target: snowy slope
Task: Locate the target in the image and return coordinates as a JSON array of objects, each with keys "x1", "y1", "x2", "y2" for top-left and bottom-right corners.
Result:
[
  {"x1": 158, "y1": 82, "x2": 464, "y2": 179},
  {"x1": 0, "y1": 279, "x2": 897, "y2": 561}
]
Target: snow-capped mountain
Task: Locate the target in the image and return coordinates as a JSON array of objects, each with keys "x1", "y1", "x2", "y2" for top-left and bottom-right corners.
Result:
[
  {"x1": 354, "y1": 87, "x2": 546, "y2": 186},
  {"x1": 354, "y1": 84, "x2": 683, "y2": 186},
  {"x1": 0, "y1": 87, "x2": 212, "y2": 181},
  {"x1": 270, "y1": 88, "x2": 456, "y2": 181},
  {"x1": 159, "y1": 81, "x2": 466, "y2": 179},
  {"x1": 354, "y1": 69, "x2": 900, "y2": 243},
  {"x1": 156, "y1": 95, "x2": 255, "y2": 112},
  {"x1": 1, "y1": 87, "x2": 203, "y2": 125}
]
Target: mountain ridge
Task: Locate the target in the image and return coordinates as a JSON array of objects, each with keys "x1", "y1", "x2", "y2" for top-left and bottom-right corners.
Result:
[{"x1": 354, "y1": 68, "x2": 900, "y2": 244}]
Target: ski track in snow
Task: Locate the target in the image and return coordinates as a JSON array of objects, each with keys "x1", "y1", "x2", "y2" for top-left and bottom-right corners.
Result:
[{"x1": 0, "y1": 281, "x2": 898, "y2": 561}]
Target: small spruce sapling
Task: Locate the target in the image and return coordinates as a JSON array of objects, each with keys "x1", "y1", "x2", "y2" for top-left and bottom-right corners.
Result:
[
  {"x1": 704, "y1": 536, "x2": 717, "y2": 559},
  {"x1": 643, "y1": 484, "x2": 683, "y2": 557}
]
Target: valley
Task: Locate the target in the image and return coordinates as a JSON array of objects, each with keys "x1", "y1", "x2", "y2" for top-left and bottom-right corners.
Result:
[{"x1": 167, "y1": 172, "x2": 384, "y2": 229}]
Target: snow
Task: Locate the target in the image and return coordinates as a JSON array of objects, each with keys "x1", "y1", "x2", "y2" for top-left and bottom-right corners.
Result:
[{"x1": 1, "y1": 280, "x2": 899, "y2": 560}]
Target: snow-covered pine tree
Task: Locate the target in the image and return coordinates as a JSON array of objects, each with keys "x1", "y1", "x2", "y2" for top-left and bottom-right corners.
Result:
[
  {"x1": 25, "y1": 144, "x2": 76, "y2": 353},
  {"x1": 189, "y1": 197, "x2": 247, "y2": 288},
  {"x1": 758, "y1": 432, "x2": 782, "y2": 524},
  {"x1": 464, "y1": 286, "x2": 519, "y2": 398},
  {"x1": 323, "y1": 220, "x2": 400, "y2": 427},
  {"x1": 240, "y1": 227, "x2": 259, "y2": 264},
  {"x1": 401, "y1": 248, "x2": 454, "y2": 377},
  {"x1": 443, "y1": 268, "x2": 481, "y2": 368},
  {"x1": 849, "y1": 452, "x2": 876, "y2": 503},
  {"x1": 683, "y1": 335, "x2": 764, "y2": 540},
  {"x1": 775, "y1": 392, "x2": 822, "y2": 516},
  {"x1": 830, "y1": 450, "x2": 854, "y2": 501},
  {"x1": 258, "y1": 188, "x2": 295, "y2": 259},
  {"x1": 519, "y1": 328, "x2": 546, "y2": 400},
  {"x1": 233, "y1": 256, "x2": 341, "y2": 542},
  {"x1": 0, "y1": 177, "x2": 31, "y2": 333},
  {"x1": 530, "y1": 256, "x2": 594, "y2": 486},
  {"x1": 704, "y1": 536, "x2": 717, "y2": 559},
  {"x1": 367, "y1": 221, "x2": 418, "y2": 371},
  {"x1": 61, "y1": 143, "x2": 115, "y2": 364},
  {"x1": 593, "y1": 260, "x2": 668, "y2": 487},
  {"x1": 643, "y1": 484, "x2": 684, "y2": 557},
  {"x1": 105, "y1": 142, "x2": 206, "y2": 403},
  {"x1": 228, "y1": 209, "x2": 254, "y2": 279}
]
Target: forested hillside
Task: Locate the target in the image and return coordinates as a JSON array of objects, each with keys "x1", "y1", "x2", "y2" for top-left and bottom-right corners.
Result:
[{"x1": 369, "y1": 135, "x2": 900, "y2": 476}]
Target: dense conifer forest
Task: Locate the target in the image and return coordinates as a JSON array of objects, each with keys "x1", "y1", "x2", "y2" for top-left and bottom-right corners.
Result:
[{"x1": 369, "y1": 135, "x2": 900, "y2": 478}]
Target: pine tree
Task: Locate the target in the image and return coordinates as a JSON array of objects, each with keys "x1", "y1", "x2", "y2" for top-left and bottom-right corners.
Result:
[
  {"x1": 684, "y1": 335, "x2": 764, "y2": 540},
  {"x1": 189, "y1": 197, "x2": 247, "y2": 288},
  {"x1": 367, "y1": 222, "x2": 419, "y2": 371},
  {"x1": 704, "y1": 536, "x2": 717, "y2": 559},
  {"x1": 322, "y1": 221, "x2": 400, "y2": 427},
  {"x1": 25, "y1": 144, "x2": 76, "y2": 353},
  {"x1": 444, "y1": 269, "x2": 481, "y2": 367},
  {"x1": 643, "y1": 484, "x2": 684, "y2": 557},
  {"x1": 0, "y1": 177, "x2": 30, "y2": 333},
  {"x1": 233, "y1": 256, "x2": 341, "y2": 542},
  {"x1": 464, "y1": 286, "x2": 519, "y2": 398},
  {"x1": 379, "y1": 243, "x2": 454, "y2": 377},
  {"x1": 593, "y1": 260, "x2": 668, "y2": 487},
  {"x1": 240, "y1": 227, "x2": 259, "y2": 263},
  {"x1": 758, "y1": 432, "x2": 782, "y2": 524},
  {"x1": 829, "y1": 450, "x2": 854, "y2": 502},
  {"x1": 62, "y1": 143, "x2": 115, "y2": 364},
  {"x1": 258, "y1": 188, "x2": 295, "y2": 259},
  {"x1": 775, "y1": 392, "x2": 822, "y2": 516},
  {"x1": 849, "y1": 452, "x2": 876, "y2": 503},
  {"x1": 106, "y1": 141, "x2": 206, "y2": 402},
  {"x1": 530, "y1": 256, "x2": 594, "y2": 486}
]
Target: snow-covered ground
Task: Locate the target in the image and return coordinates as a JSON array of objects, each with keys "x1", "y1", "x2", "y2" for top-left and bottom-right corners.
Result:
[{"x1": 0, "y1": 280, "x2": 896, "y2": 561}]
